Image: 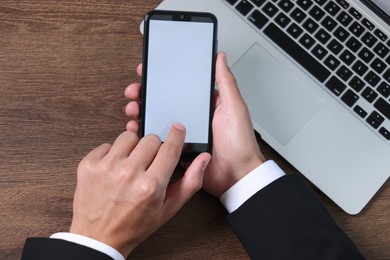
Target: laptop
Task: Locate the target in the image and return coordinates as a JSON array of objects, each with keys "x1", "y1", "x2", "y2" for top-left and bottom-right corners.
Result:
[{"x1": 146, "y1": 0, "x2": 390, "y2": 215}]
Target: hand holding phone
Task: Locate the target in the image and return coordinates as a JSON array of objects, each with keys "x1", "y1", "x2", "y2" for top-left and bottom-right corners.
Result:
[{"x1": 141, "y1": 10, "x2": 218, "y2": 160}]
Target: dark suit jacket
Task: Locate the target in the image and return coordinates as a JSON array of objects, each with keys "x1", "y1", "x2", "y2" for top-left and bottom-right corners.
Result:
[
  {"x1": 22, "y1": 174, "x2": 365, "y2": 260},
  {"x1": 21, "y1": 237, "x2": 113, "y2": 259},
  {"x1": 226, "y1": 174, "x2": 365, "y2": 259}
]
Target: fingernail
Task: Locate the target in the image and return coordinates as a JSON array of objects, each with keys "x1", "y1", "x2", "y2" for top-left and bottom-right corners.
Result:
[
  {"x1": 173, "y1": 122, "x2": 186, "y2": 131},
  {"x1": 202, "y1": 154, "x2": 212, "y2": 170},
  {"x1": 221, "y1": 52, "x2": 228, "y2": 65}
]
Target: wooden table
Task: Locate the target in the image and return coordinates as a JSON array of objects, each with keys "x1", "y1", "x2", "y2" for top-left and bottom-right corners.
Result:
[{"x1": 0, "y1": 1, "x2": 389, "y2": 259}]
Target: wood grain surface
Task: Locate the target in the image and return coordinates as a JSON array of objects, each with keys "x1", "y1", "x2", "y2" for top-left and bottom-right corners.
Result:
[{"x1": 0, "y1": 1, "x2": 389, "y2": 259}]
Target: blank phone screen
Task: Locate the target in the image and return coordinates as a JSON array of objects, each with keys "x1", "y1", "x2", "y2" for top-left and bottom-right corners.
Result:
[{"x1": 144, "y1": 18, "x2": 215, "y2": 144}]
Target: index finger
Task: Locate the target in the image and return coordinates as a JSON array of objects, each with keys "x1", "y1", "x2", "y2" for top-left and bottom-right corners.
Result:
[{"x1": 147, "y1": 123, "x2": 186, "y2": 187}]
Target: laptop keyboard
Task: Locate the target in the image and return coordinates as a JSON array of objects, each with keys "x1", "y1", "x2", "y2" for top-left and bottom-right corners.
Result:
[{"x1": 225, "y1": 0, "x2": 390, "y2": 142}]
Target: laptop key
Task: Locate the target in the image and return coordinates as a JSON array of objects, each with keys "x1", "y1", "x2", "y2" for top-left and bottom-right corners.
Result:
[
  {"x1": 325, "y1": 76, "x2": 346, "y2": 96},
  {"x1": 322, "y1": 16, "x2": 338, "y2": 32},
  {"x1": 337, "y1": 65, "x2": 353, "y2": 81},
  {"x1": 362, "y1": 86, "x2": 378, "y2": 103},
  {"x1": 358, "y1": 47, "x2": 374, "y2": 63},
  {"x1": 341, "y1": 89, "x2": 359, "y2": 107},
  {"x1": 313, "y1": 0, "x2": 327, "y2": 6},
  {"x1": 278, "y1": 0, "x2": 294, "y2": 13},
  {"x1": 374, "y1": 29, "x2": 387, "y2": 42},
  {"x1": 349, "y1": 7, "x2": 362, "y2": 20},
  {"x1": 334, "y1": 26, "x2": 350, "y2": 42},
  {"x1": 296, "y1": 0, "x2": 313, "y2": 11},
  {"x1": 377, "y1": 82, "x2": 390, "y2": 98},
  {"x1": 372, "y1": 111, "x2": 385, "y2": 124},
  {"x1": 300, "y1": 33, "x2": 316, "y2": 49},
  {"x1": 303, "y1": 18, "x2": 319, "y2": 34},
  {"x1": 335, "y1": 0, "x2": 350, "y2": 9},
  {"x1": 361, "y1": 32, "x2": 378, "y2": 48},
  {"x1": 361, "y1": 18, "x2": 375, "y2": 31},
  {"x1": 370, "y1": 58, "x2": 386, "y2": 74},
  {"x1": 349, "y1": 76, "x2": 365, "y2": 92},
  {"x1": 250, "y1": 0, "x2": 266, "y2": 7},
  {"x1": 275, "y1": 12, "x2": 291, "y2": 28},
  {"x1": 249, "y1": 10, "x2": 269, "y2": 30},
  {"x1": 312, "y1": 44, "x2": 328, "y2": 60},
  {"x1": 226, "y1": 0, "x2": 239, "y2": 5},
  {"x1": 287, "y1": 23, "x2": 304, "y2": 38},
  {"x1": 236, "y1": 0, "x2": 254, "y2": 16},
  {"x1": 309, "y1": 5, "x2": 325, "y2": 21},
  {"x1": 263, "y1": 23, "x2": 331, "y2": 82},
  {"x1": 349, "y1": 22, "x2": 365, "y2": 37},
  {"x1": 373, "y1": 42, "x2": 389, "y2": 58},
  {"x1": 315, "y1": 28, "x2": 331, "y2": 44},
  {"x1": 291, "y1": 7, "x2": 307, "y2": 23},
  {"x1": 324, "y1": 54, "x2": 341, "y2": 71},
  {"x1": 364, "y1": 71, "x2": 380, "y2": 87},
  {"x1": 352, "y1": 60, "x2": 368, "y2": 76},
  {"x1": 324, "y1": 2, "x2": 341, "y2": 16},
  {"x1": 262, "y1": 2, "x2": 279, "y2": 18},
  {"x1": 327, "y1": 39, "x2": 343, "y2": 55},
  {"x1": 354, "y1": 105, "x2": 368, "y2": 118},
  {"x1": 379, "y1": 127, "x2": 390, "y2": 140},
  {"x1": 337, "y1": 11, "x2": 353, "y2": 27},
  {"x1": 374, "y1": 97, "x2": 390, "y2": 120},
  {"x1": 384, "y1": 69, "x2": 390, "y2": 83},
  {"x1": 340, "y1": 49, "x2": 356, "y2": 65},
  {"x1": 366, "y1": 112, "x2": 383, "y2": 129},
  {"x1": 346, "y1": 36, "x2": 362, "y2": 53}
]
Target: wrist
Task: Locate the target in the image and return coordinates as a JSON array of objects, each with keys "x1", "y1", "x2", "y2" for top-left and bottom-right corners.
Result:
[
  {"x1": 204, "y1": 155, "x2": 265, "y2": 198},
  {"x1": 69, "y1": 225, "x2": 136, "y2": 258},
  {"x1": 51, "y1": 232, "x2": 126, "y2": 260},
  {"x1": 227, "y1": 155, "x2": 265, "y2": 190},
  {"x1": 220, "y1": 160, "x2": 285, "y2": 213},
  {"x1": 235, "y1": 156, "x2": 265, "y2": 182}
]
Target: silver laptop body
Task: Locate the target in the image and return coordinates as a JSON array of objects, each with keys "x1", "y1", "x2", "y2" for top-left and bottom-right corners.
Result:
[{"x1": 150, "y1": 0, "x2": 390, "y2": 214}]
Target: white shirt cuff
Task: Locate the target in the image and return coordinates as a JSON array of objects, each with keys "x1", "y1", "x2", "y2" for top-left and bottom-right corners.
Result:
[
  {"x1": 220, "y1": 160, "x2": 285, "y2": 213},
  {"x1": 50, "y1": 232, "x2": 125, "y2": 260}
]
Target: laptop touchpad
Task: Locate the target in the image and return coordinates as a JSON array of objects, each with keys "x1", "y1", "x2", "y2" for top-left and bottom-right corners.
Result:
[{"x1": 232, "y1": 43, "x2": 323, "y2": 145}]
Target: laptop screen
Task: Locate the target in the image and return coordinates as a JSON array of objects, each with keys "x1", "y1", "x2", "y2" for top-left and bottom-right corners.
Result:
[
  {"x1": 370, "y1": 0, "x2": 390, "y2": 15},
  {"x1": 364, "y1": 0, "x2": 390, "y2": 25}
]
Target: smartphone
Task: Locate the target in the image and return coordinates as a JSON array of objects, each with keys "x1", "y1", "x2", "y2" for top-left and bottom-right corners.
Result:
[{"x1": 140, "y1": 10, "x2": 218, "y2": 160}]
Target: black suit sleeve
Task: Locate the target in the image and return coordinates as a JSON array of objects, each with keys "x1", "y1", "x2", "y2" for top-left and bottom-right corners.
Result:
[
  {"x1": 226, "y1": 174, "x2": 365, "y2": 260},
  {"x1": 21, "y1": 237, "x2": 113, "y2": 260}
]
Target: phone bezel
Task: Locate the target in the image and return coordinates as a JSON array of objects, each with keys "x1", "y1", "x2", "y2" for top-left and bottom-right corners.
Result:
[{"x1": 140, "y1": 10, "x2": 218, "y2": 161}]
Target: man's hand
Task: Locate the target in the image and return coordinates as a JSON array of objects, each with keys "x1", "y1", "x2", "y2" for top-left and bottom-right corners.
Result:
[
  {"x1": 70, "y1": 125, "x2": 211, "y2": 257},
  {"x1": 202, "y1": 53, "x2": 265, "y2": 197},
  {"x1": 125, "y1": 52, "x2": 265, "y2": 198}
]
